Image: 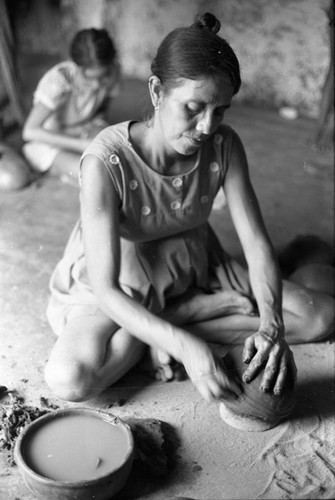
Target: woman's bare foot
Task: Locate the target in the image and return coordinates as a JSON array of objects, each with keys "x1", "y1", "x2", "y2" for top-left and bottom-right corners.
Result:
[{"x1": 139, "y1": 348, "x2": 187, "y2": 382}]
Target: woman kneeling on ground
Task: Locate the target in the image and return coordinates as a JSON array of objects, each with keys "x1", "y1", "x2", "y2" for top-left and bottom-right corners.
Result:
[{"x1": 44, "y1": 13, "x2": 334, "y2": 403}]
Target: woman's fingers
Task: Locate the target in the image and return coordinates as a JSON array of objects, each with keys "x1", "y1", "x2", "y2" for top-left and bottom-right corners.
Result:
[
  {"x1": 216, "y1": 360, "x2": 243, "y2": 397},
  {"x1": 260, "y1": 352, "x2": 279, "y2": 392},
  {"x1": 195, "y1": 377, "x2": 237, "y2": 402},
  {"x1": 242, "y1": 331, "x2": 283, "y2": 385},
  {"x1": 193, "y1": 366, "x2": 242, "y2": 402},
  {"x1": 242, "y1": 349, "x2": 266, "y2": 383},
  {"x1": 273, "y1": 348, "x2": 297, "y2": 395},
  {"x1": 182, "y1": 338, "x2": 242, "y2": 402},
  {"x1": 242, "y1": 331, "x2": 296, "y2": 395},
  {"x1": 272, "y1": 355, "x2": 288, "y2": 395},
  {"x1": 242, "y1": 335, "x2": 256, "y2": 364}
]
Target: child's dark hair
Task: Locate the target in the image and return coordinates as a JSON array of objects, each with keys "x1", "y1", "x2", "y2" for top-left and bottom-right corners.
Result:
[
  {"x1": 70, "y1": 28, "x2": 116, "y2": 68},
  {"x1": 151, "y1": 12, "x2": 241, "y2": 95}
]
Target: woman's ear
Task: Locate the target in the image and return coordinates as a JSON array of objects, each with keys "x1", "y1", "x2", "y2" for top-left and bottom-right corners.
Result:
[{"x1": 148, "y1": 75, "x2": 162, "y2": 109}]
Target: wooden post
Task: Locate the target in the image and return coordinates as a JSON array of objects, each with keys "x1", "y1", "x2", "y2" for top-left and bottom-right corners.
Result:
[{"x1": 0, "y1": 0, "x2": 25, "y2": 127}]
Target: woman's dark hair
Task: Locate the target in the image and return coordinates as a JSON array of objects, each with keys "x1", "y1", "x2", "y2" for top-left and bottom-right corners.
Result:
[
  {"x1": 151, "y1": 12, "x2": 241, "y2": 95},
  {"x1": 70, "y1": 28, "x2": 116, "y2": 67}
]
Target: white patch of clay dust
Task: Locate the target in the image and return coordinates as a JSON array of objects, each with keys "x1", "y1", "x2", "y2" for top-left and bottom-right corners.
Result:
[{"x1": 254, "y1": 396, "x2": 335, "y2": 499}]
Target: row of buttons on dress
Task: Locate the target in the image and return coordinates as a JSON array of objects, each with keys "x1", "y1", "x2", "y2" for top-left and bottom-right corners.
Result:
[
  {"x1": 214, "y1": 133, "x2": 223, "y2": 145},
  {"x1": 109, "y1": 153, "x2": 220, "y2": 216},
  {"x1": 170, "y1": 177, "x2": 183, "y2": 211}
]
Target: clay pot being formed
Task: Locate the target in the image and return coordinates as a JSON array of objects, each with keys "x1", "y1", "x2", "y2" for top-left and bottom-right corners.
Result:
[{"x1": 219, "y1": 345, "x2": 296, "y2": 432}]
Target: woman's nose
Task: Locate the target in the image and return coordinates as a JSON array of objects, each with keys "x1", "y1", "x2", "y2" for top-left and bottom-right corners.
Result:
[{"x1": 196, "y1": 110, "x2": 214, "y2": 136}]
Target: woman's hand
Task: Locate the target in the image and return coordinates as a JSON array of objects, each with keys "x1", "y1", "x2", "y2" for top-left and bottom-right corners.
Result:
[
  {"x1": 242, "y1": 328, "x2": 297, "y2": 395},
  {"x1": 180, "y1": 336, "x2": 242, "y2": 402}
]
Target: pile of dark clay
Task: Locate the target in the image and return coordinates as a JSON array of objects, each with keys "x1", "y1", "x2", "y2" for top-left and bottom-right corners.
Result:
[
  {"x1": 0, "y1": 387, "x2": 58, "y2": 465},
  {"x1": 127, "y1": 417, "x2": 180, "y2": 478},
  {"x1": 115, "y1": 417, "x2": 181, "y2": 499}
]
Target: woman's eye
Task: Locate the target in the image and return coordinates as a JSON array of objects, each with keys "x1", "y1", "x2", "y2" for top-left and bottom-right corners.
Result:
[{"x1": 187, "y1": 104, "x2": 202, "y2": 115}]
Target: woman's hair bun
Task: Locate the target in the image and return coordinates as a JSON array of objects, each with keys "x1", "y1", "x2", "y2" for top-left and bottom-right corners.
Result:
[{"x1": 193, "y1": 12, "x2": 221, "y2": 35}]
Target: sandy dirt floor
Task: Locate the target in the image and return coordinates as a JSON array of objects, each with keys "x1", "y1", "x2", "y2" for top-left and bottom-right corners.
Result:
[{"x1": 0, "y1": 63, "x2": 334, "y2": 499}]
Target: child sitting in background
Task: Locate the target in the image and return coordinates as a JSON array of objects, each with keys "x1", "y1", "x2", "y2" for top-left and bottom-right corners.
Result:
[{"x1": 22, "y1": 28, "x2": 120, "y2": 183}]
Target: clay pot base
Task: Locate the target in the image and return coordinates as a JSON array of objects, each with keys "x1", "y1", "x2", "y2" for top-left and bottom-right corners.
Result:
[{"x1": 219, "y1": 402, "x2": 279, "y2": 432}]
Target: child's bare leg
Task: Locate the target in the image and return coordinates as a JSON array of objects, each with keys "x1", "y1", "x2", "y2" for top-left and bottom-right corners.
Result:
[{"x1": 45, "y1": 311, "x2": 145, "y2": 402}]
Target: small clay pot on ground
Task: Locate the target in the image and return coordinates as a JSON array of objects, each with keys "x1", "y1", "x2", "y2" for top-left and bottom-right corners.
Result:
[{"x1": 0, "y1": 143, "x2": 33, "y2": 191}]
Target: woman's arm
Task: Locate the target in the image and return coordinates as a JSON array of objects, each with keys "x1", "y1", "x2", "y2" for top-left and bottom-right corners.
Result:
[
  {"x1": 22, "y1": 102, "x2": 91, "y2": 153},
  {"x1": 79, "y1": 154, "x2": 242, "y2": 402},
  {"x1": 224, "y1": 132, "x2": 295, "y2": 394}
]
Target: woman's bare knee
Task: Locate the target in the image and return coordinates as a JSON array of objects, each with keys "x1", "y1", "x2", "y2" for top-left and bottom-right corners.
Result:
[{"x1": 45, "y1": 358, "x2": 96, "y2": 402}]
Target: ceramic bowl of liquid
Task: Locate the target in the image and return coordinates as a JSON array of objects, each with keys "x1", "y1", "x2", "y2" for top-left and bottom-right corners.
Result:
[{"x1": 14, "y1": 407, "x2": 134, "y2": 500}]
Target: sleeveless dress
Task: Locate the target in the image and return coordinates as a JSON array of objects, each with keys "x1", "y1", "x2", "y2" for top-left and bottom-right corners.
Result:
[{"x1": 47, "y1": 121, "x2": 251, "y2": 335}]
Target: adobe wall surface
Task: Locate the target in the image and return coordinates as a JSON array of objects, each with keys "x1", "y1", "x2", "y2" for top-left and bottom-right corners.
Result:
[
  {"x1": 103, "y1": 0, "x2": 331, "y2": 117},
  {"x1": 2, "y1": 0, "x2": 332, "y2": 117}
]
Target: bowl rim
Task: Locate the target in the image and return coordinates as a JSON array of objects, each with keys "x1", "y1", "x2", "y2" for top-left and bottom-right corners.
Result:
[{"x1": 14, "y1": 406, "x2": 134, "y2": 487}]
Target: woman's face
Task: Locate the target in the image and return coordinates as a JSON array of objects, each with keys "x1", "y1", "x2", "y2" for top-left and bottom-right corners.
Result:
[
  {"x1": 82, "y1": 63, "x2": 118, "y2": 90},
  {"x1": 156, "y1": 74, "x2": 234, "y2": 156}
]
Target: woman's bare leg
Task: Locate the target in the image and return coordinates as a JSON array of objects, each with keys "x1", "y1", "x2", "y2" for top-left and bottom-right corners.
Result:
[
  {"x1": 161, "y1": 288, "x2": 255, "y2": 324},
  {"x1": 160, "y1": 271, "x2": 334, "y2": 345},
  {"x1": 45, "y1": 311, "x2": 145, "y2": 402},
  {"x1": 181, "y1": 279, "x2": 334, "y2": 345},
  {"x1": 153, "y1": 274, "x2": 334, "y2": 379}
]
